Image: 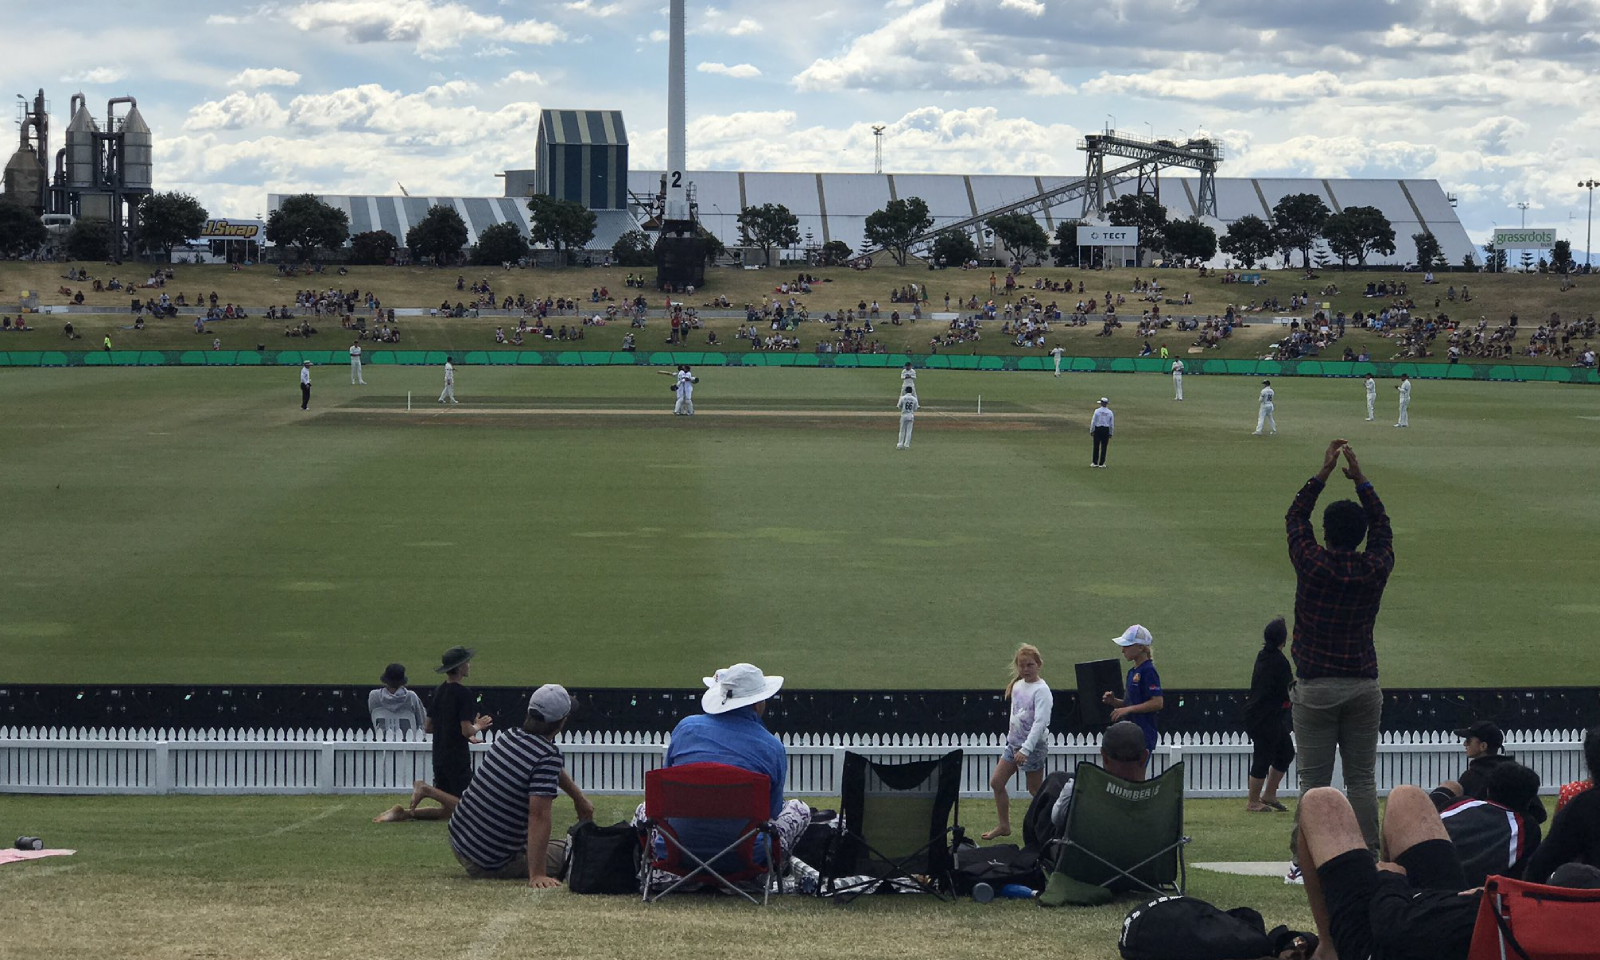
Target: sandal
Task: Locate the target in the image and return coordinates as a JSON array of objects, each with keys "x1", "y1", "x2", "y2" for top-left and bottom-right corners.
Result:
[{"x1": 1264, "y1": 800, "x2": 1289, "y2": 812}]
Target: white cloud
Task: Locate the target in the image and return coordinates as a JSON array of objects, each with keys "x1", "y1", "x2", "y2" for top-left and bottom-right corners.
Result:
[
  {"x1": 230, "y1": 68, "x2": 303, "y2": 89},
  {"x1": 697, "y1": 62, "x2": 762, "y2": 79},
  {"x1": 285, "y1": 0, "x2": 562, "y2": 53},
  {"x1": 61, "y1": 66, "x2": 124, "y2": 84},
  {"x1": 475, "y1": 44, "x2": 514, "y2": 56},
  {"x1": 999, "y1": 0, "x2": 1045, "y2": 14},
  {"x1": 495, "y1": 70, "x2": 545, "y2": 85},
  {"x1": 184, "y1": 92, "x2": 291, "y2": 131},
  {"x1": 563, "y1": 0, "x2": 622, "y2": 15},
  {"x1": 726, "y1": 18, "x2": 763, "y2": 35}
]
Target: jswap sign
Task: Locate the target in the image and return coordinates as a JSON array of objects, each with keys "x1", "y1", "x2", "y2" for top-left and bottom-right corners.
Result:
[
  {"x1": 1077, "y1": 226, "x2": 1139, "y2": 247},
  {"x1": 197, "y1": 219, "x2": 263, "y2": 239},
  {"x1": 1492, "y1": 228, "x2": 1556, "y2": 250}
]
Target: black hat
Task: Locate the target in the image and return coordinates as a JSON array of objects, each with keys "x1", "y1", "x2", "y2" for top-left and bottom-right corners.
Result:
[
  {"x1": 435, "y1": 646, "x2": 475, "y2": 674},
  {"x1": 1453, "y1": 720, "x2": 1504, "y2": 751},
  {"x1": 380, "y1": 663, "x2": 408, "y2": 686}
]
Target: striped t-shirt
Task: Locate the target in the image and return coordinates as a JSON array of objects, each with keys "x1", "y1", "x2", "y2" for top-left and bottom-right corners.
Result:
[{"x1": 448, "y1": 729, "x2": 563, "y2": 869}]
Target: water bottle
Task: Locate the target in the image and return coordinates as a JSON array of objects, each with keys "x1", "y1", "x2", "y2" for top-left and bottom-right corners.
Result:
[
  {"x1": 15, "y1": 837, "x2": 42, "y2": 851},
  {"x1": 972, "y1": 882, "x2": 996, "y2": 903},
  {"x1": 998, "y1": 883, "x2": 1037, "y2": 900}
]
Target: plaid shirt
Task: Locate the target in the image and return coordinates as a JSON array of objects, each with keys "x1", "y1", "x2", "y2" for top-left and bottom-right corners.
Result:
[{"x1": 1286, "y1": 477, "x2": 1394, "y2": 680}]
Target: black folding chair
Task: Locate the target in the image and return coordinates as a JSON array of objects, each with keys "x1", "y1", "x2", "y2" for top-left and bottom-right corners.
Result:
[{"x1": 818, "y1": 750, "x2": 964, "y2": 903}]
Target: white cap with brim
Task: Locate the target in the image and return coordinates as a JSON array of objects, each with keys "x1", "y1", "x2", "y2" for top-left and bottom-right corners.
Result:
[
  {"x1": 528, "y1": 683, "x2": 574, "y2": 722},
  {"x1": 702, "y1": 663, "x2": 784, "y2": 715},
  {"x1": 1114, "y1": 624, "x2": 1153, "y2": 647},
  {"x1": 1099, "y1": 397, "x2": 1110, "y2": 405}
]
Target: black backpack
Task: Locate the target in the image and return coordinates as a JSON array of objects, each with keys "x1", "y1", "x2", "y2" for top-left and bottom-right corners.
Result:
[
  {"x1": 565, "y1": 821, "x2": 641, "y2": 895},
  {"x1": 1024, "y1": 771, "x2": 1073, "y2": 852},
  {"x1": 1120, "y1": 895, "x2": 1289, "y2": 960},
  {"x1": 950, "y1": 842, "x2": 1046, "y2": 895}
]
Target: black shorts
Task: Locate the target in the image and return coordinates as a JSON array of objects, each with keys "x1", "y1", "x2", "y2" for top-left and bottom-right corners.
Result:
[
  {"x1": 1318, "y1": 840, "x2": 1479, "y2": 960},
  {"x1": 434, "y1": 761, "x2": 473, "y2": 799}
]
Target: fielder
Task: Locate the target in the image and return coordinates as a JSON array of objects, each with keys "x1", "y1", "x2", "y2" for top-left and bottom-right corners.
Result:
[
  {"x1": 438, "y1": 356, "x2": 458, "y2": 404},
  {"x1": 1050, "y1": 345, "x2": 1064, "y2": 377},
  {"x1": 1395, "y1": 373, "x2": 1410, "y2": 427},
  {"x1": 896, "y1": 384, "x2": 919, "y2": 449},
  {"x1": 350, "y1": 340, "x2": 365, "y2": 385},
  {"x1": 1172, "y1": 359, "x2": 1185, "y2": 400},
  {"x1": 1365, "y1": 374, "x2": 1377, "y2": 421},
  {"x1": 299, "y1": 360, "x2": 312, "y2": 410},
  {"x1": 659, "y1": 365, "x2": 696, "y2": 415},
  {"x1": 1254, "y1": 379, "x2": 1276, "y2": 435},
  {"x1": 901, "y1": 361, "x2": 918, "y2": 394}
]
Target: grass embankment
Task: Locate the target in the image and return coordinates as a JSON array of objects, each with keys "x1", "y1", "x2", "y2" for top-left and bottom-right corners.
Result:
[
  {"x1": 1, "y1": 793, "x2": 1323, "y2": 960},
  {"x1": 1, "y1": 261, "x2": 1592, "y2": 362}
]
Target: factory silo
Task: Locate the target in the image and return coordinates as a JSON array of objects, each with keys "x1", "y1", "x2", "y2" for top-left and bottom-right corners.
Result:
[
  {"x1": 121, "y1": 105, "x2": 153, "y2": 190},
  {"x1": 65, "y1": 103, "x2": 99, "y2": 190}
]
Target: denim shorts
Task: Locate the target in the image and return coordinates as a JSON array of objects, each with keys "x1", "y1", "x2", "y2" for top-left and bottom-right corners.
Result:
[{"x1": 1002, "y1": 743, "x2": 1047, "y2": 773}]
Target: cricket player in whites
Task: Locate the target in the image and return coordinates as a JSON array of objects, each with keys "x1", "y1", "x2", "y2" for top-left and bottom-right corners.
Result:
[
  {"x1": 1254, "y1": 379, "x2": 1276, "y2": 435},
  {"x1": 1365, "y1": 374, "x2": 1377, "y2": 421},
  {"x1": 1395, "y1": 373, "x2": 1411, "y2": 427},
  {"x1": 350, "y1": 340, "x2": 365, "y2": 385},
  {"x1": 896, "y1": 384, "x2": 919, "y2": 449},
  {"x1": 438, "y1": 356, "x2": 458, "y2": 404},
  {"x1": 901, "y1": 361, "x2": 918, "y2": 394},
  {"x1": 1172, "y1": 358, "x2": 1185, "y2": 400},
  {"x1": 1050, "y1": 345, "x2": 1064, "y2": 378}
]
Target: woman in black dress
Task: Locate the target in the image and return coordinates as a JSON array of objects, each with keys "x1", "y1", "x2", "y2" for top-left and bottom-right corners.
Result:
[{"x1": 1244, "y1": 616, "x2": 1294, "y2": 812}]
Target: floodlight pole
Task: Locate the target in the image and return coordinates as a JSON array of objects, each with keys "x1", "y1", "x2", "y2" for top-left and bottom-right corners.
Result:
[{"x1": 1581, "y1": 179, "x2": 1597, "y2": 269}]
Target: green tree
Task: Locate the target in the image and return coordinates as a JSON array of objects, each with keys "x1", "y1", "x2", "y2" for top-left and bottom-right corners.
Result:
[
  {"x1": 985, "y1": 212, "x2": 1049, "y2": 265},
  {"x1": 1324, "y1": 214, "x2": 1361, "y2": 268},
  {"x1": 471, "y1": 222, "x2": 529, "y2": 266},
  {"x1": 1103, "y1": 193, "x2": 1169, "y2": 263},
  {"x1": 136, "y1": 191, "x2": 208, "y2": 260},
  {"x1": 1480, "y1": 241, "x2": 1507, "y2": 272},
  {"x1": 1219, "y1": 214, "x2": 1276, "y2": 268},
  {"x1": 1051, "y1": 220, "x2": 1082, "y2": 266},
  {"x1": 931, "y1": 229, "x2": 978, "y2": 267},
  {"x1": 0, "y1": 199, "x2": 47, "y2": 257},
  {"x1": 1551, "y1": 239, "x2": 1574, "y2": 273},
  {"x1": 266, "y1": 194, "x2": 349, "y2": 261},
  {"x1": 820, "y1": 239, "x2": 852, "y2": 266},
  {"x1": 1325, "y1": 205, "x2": 1394, "y2": 266},
  {"x1": 1162, "y1": 218, "x2": 1217, "y2": 262},
  {"x1": 736, "y1": 202, "x2": 800, "y2": 264},
  {"x1": 1270, "y1": 193, "x2": 1331, "y2": 268},
  {"x1": 863, "y1": 197, "x2": 933, "y2": 267},
  {"x1": 611, "y1": 230, "x2": 656, "y2": 267},
  {"x1": 406, "y1": 205, "x2": 469, "y2": 265},
  {"x1": 527, "y1": 194, "x2": 597, "y2": 265},
  {"x1": 1411, "y1": 231, "x2": 1443, "y2": 270},
  {"x1": 348, "y1": 230, "x2": 398, "y2": 265},
  {"x1": 696, "y1": 226, "x2": 725, "y2": 265},
  {"x1": 65, "y1": 217, "x2": 112, "y2": 261}
]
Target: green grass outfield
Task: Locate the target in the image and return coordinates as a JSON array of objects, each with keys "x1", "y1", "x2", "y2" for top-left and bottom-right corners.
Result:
[
  {"x1": 1, "y1": 793, "x2": 1326, "y2": 960},
  {"x1": 2, "y1": 364, "x2": 1596, "y2": 689}
]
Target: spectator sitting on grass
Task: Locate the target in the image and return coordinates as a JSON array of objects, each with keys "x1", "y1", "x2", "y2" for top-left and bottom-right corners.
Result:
[
  {"x1": 1429, "y1": 761, "x2": 1543, "y2": 884},
  {"x1": 1526, "y1": 726, "x2": 1600, "y2": 882},
  {"x1": 446, "y1": 685, "x2": 594, "y2": 886}
]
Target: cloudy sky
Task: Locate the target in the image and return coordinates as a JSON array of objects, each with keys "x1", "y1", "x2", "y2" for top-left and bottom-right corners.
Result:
[{"x1": 5, "y1": 0, "x2": 1598, "y2": 251}]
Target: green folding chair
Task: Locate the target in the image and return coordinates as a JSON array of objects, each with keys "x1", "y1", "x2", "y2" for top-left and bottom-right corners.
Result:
[{"x1": 1040, "y1": 761, "x2": 1189, "y2": 906}]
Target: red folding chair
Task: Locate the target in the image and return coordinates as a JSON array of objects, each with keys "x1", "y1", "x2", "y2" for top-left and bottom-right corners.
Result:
[
  {"x1": 639, "y1": 762, "x2": 779, "y2": 905},
  {"x1": 1467, "y1": 874, "x2": 1600, "y2": 960}
]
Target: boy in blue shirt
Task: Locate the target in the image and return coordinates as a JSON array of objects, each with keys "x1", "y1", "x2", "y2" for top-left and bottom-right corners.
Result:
[{"x1": 1102, "y1": 625, "x2": 1164, "y2": 753}]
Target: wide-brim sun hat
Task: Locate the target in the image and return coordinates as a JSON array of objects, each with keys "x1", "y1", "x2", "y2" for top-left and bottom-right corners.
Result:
[
  {"x1": 701, "y1": 663, "x2": 784, "y2": 714},
  {"x1": 435, "y1": 645, "x2": 475, "y2": 673},
  {"x1": 1113, "y1": 624, "x2": 1153, "y2": 647},
  {"x1": 380, "y1": 663, "x2": 408, "y2": 686}
]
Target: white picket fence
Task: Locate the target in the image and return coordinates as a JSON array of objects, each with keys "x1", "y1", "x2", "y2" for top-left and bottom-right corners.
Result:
[{"x1": 0, "y1": 727, "x2": 1586, "y2": 799}]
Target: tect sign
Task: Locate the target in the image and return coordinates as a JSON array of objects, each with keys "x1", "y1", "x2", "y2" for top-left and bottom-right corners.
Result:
[
  {"x1": 198, "y1": 219, "x2": 263, "y2": 239},
  {"x1": 1491, "y1": 228, "x2": 1556, "y2": 250},
  {"x1": 1077, "y1": 226, "x2": 1139, "y2": 247}
]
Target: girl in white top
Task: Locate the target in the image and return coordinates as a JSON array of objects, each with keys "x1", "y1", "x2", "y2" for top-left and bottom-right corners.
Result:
[{"x1": 983, "y1": 643, "x2": 1053, "y2": 840}]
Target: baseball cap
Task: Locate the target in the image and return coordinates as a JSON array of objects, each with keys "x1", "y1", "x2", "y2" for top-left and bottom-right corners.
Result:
[
  {"x1": 1114, "y1": 624, "x2": 1153, "y2": 647},
  {"x1": 528, "y1": 684, "x2": 574, "y2": 722},
  {"x1": 1098, "y1": 397, "x2": 1110, "y2": 405},
  {"x1": 1453, "y1": 720, "x2": 1504, "y2": 751},
  {"x1": 1102, "y1": 721, "x2": 1148, "y2": 763}
]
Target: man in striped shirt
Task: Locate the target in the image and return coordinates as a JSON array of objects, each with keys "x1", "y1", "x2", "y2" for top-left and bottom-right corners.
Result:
[{"x1": 448, "y1": 684, "x2": 595, "y2": 887}]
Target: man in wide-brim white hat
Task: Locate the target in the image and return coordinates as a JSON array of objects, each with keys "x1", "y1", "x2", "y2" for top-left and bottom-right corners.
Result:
[{"x1": 638, "y1": 663, "x2": 812, "y2": 861}]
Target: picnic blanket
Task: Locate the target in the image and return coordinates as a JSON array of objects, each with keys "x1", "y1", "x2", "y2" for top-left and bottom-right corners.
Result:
[{"x1": 0, "y1": 848, "x2": 76, "y2": 866}]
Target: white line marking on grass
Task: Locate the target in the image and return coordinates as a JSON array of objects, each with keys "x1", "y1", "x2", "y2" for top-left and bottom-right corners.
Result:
[
  {"x1": 461, "y1": 908, "x2": 524, "y2": 960},
  {"x1": 337, "y1": 406, "x2": 1068, "y2": 420},
  {"x1": 151, "y1": 802, "x2": 353, "y2": 858}
]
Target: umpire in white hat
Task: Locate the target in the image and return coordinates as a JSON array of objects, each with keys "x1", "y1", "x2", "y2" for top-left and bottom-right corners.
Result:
[{"x1": 1089, "y1": 397, "x2": 1115, "y2": 468}]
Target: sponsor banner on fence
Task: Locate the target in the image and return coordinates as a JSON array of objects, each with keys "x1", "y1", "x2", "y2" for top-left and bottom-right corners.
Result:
[
  {"x1": 1492, "y1": 228, "x2": 1556, "y2": 250},
  {"x1": 1076, "y1": 226, "x2": 1139, "y2": 247}
]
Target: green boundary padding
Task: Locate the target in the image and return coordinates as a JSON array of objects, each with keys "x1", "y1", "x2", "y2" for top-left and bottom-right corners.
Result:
[{"x1": 2, "y1": 349, "x2": 1595, "y2": 384}]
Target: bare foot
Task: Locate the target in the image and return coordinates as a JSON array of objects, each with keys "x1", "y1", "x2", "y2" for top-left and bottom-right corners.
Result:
[
  {"x1": 373, "y1": 805, "x2": 412, "y2": 823},
  {"x1": 409, "y1": 780, "x2": 428, "y2": 811},
  {"x1": 980, "y1": 826, "x2": 1011, "y2": 840}
]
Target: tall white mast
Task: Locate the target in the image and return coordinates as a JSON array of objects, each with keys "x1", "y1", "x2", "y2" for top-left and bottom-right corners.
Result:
[{"x1": 665, "y1": 0, "x2": 689, "y2": 221}]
